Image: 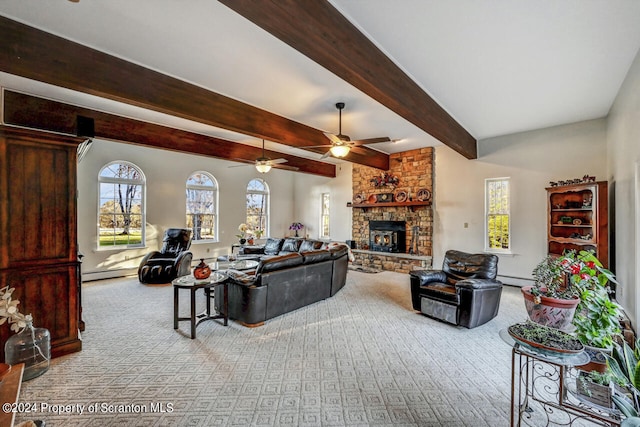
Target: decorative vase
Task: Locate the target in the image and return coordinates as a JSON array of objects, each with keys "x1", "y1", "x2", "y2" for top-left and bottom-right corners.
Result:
[
  {"x1": 247, "y1": 237, "x2": 254, "y2": 245},
  {"x1": 239, "y1": 238, "x2": 247, "y2": 245},
  {"x1": 4, "y1": 321, "x2": 51, "y2": 381},
  {"x1": 294, "y1": 230, "x2": 299, "y2": 237},
  {"x1": 579, "y1": 345, "x2": 611, "y2": 373},
  {"x1": 193, "y1": 258, "x2": 211, "y2": 280},
  {"x1": 521, "y1": 286, "x2": 580, "y2": 330}
]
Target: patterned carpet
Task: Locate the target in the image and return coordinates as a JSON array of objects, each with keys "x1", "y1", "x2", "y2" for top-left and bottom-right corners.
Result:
[{"x1": 15, "y1": 270, "x2": 529, "y2": 426}]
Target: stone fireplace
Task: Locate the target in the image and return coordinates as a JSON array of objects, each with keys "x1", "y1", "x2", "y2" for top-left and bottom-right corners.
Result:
[
  {"x1": 350, "y1": 147, "x2": 434, "y2": 273},
  {"x1": 369, "y1": 220, "x2": 406, "y2": 253}
]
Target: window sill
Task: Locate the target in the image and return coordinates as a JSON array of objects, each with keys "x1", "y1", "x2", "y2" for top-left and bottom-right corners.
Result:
[{"x1": 484, "y1": 249, "x2": 514, "y2": 256}]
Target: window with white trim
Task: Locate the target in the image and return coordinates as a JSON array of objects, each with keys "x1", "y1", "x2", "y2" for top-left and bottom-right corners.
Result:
[
  {"x1": 186, "y1": 172, "x2": 218, "y2": 241},
  {"x1": 246, "y1": 178, "x2": 269, "y2": 237},
  {"x1": 485, "y1": 177, "x2": 510, "y2": 252},
  {"x1": 320, "y1": 193, "x2": 330, "y2": 238},
  {"x1": 98, "y1": 161, "x2": 145, "y2": 248}
]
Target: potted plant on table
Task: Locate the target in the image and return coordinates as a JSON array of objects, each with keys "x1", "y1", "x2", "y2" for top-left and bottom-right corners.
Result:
[
  {"x1": 524, "y1": 250, "x2": 623, "y2": 370},
  {"x1": 236, "y1": 223, "x2": 249, "y2": 245},
  {"x1": 289, "y1": 222, "x2": 303, "y2": 237},
  {"x1": 523, "y1": 253, "x2": 582, "y2": 330}
]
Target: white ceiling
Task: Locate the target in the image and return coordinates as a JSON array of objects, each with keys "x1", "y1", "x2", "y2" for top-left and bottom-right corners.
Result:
[{"x1": 1, "y1": 0, "x2": 640, "y2": 160}]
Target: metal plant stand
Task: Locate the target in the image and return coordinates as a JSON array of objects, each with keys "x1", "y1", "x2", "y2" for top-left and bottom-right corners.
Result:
[{"x1": 500, "y1": 329, "x2": 621, "y2": 426}]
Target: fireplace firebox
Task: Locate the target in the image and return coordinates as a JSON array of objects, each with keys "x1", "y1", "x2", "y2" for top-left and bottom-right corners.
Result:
[{"x1": 369, "y1": 220, "x2": 406, "y2": 253}]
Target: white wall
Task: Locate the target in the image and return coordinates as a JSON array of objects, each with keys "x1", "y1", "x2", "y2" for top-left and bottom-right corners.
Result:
[
  {"x1": 78, "y1": 140, "x2": 297, "y2": 280},
  {"x1": 434, "y1": 118, "x2": 608, "y2": 284},
  {"x1": 292, "y1": 162, "x2": 353, "y2": 242},
  {"x1": 607, "y1": 47, "x2": 640, "y2": 327}
]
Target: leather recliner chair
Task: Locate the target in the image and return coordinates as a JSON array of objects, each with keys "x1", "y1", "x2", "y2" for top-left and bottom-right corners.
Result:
[
  {"x1": 409, "y1": 249, "x2": 502, "y2": 329},
  {"x1": 138, "y1": 228, "x2": 193, "y2": 284}
]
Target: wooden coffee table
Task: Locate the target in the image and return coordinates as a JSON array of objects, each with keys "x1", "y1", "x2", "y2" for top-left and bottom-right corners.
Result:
[{"x1": 172, "y1": 272, "x2": 228, "y2": 339}]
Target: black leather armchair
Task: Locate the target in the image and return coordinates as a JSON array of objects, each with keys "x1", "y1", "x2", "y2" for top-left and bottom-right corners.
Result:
[
  {"x1": 409, "y1": 250, "x2": 502, "y2": 328},
  {"x1": 138, "y1": 228, "x2": 193, "y2": 284}
]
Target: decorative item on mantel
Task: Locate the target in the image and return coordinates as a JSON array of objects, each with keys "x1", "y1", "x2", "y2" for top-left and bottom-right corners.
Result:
[
  {"x1": 1, "y1": 285, "x2": 51, "y2": 381},
  {"x1": 289, "y1": 222, "x2": 304, "y2": 237},
  {"x1": 370, "y1": 171, "x2": 399, "y2": 188}
]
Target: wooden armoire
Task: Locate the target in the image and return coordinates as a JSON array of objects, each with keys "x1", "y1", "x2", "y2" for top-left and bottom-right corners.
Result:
[{"x1": 0, "y1": 126, "x2": 82, "y2": 361}]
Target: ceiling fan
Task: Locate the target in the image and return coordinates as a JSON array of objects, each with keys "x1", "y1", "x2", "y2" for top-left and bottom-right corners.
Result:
[
  {"x1": 229, "y1": 140, "x2": 298, "y2": 173},
  {"x1": 311, "y1": 102, "x2": 391, "y2": 158}
]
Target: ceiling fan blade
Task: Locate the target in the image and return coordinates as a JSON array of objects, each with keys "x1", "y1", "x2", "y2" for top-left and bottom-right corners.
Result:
[
  {"x1": 350, "y1": 136, "x2": 391, "y2": 145},
  {"x1": 270, "y1": 158, "x2": 288, "y2": 164},
  {"x1": 228, "y1": 158, "x2": 255, "y2": 168},
  {"x1": 323, "y1": 132, "x2": 345, "y2": 145},
  {"x1": 303, "y1": 144, "x2": 334, "y2": 149},
  {"x1": 320, "y1": 150, "x2": 332, "y2": 159}
]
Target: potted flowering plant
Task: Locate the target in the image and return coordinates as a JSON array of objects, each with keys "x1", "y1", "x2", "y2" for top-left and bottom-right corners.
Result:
[
  {"x1": 523, "y1": 253, "x2": 582, "y2": 329},
  {"x1": 524, "y1": 251, "x2": 621, "y2": 334},
  {"x1": 524, "y1": 250, "x2": 623, "y2": 370},
  {"x1": 236, "y1": 223, "x2": 249, "y2": 244},
  {"x1": 289, "y1": 222, "x2": 303, "y2": 237}
]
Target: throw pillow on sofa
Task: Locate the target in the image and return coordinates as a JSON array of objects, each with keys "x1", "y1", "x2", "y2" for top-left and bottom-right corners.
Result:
[
  {"x1": 299, "y1": 239, "x2": 323, "y2": 252},
  {"x1": 281, "y1": 238, "x2": 302, "y2": 253},
  {"x1": 263, "y1": 238, "x2": 284, "y2": 255}
]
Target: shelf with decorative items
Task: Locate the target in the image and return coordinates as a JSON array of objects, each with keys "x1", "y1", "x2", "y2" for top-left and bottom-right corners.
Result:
[
  {"x1": 546, "y1": 180, "x2": 608, "y2": 267},
  {"x1": 348, "y1": 200, "x2": 431, "y2": 211},
  {"x1": 349, "y1": 186, "x2": 432, "y2": 211}
]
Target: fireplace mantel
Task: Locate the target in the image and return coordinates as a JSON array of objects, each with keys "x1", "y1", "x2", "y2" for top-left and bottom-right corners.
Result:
[{"x1": 348, "y1": 200, "x2": 431, "y2": 211}]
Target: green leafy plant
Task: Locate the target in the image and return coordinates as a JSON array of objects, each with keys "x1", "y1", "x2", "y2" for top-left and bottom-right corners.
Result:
[
  {"x1": 574, "y1": 286, "x2": 623, "y2": 349},
  {"x1": 531, "y1": 254, "x2": 575, "y2": 299},
  {"x1": 531, "y1": 250, "x2": 622, "y2": 348},
  {"x1": 508, "y1": 321, "x2": 583, "y2": 351},
  {"x1": 606, "y1": 338, "x2": 640, "y2": 415}
]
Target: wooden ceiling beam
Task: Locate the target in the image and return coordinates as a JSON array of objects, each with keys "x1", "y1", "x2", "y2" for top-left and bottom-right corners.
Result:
[
  {"x1": 0, "y1": 15, "x2": 389, "y2": 170},
  {"x1": 2, "y1": 90, "x2": 337, "y2": 177},
  {"x1": 219, "y1": 0, "x2": 477, "y2": 159}
]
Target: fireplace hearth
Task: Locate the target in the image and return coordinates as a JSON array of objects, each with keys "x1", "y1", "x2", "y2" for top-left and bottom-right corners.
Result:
[{"x1": 369, "y1": 220, "x2": 406, "y2": 253}]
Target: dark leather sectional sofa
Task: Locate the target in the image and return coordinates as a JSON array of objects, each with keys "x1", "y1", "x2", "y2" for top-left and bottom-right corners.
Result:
[{"x1": 215, "y1": 238, "x2": 349, "y2": 327}]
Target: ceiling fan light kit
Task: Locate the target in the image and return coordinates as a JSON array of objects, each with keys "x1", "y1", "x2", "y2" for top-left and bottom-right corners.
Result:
[
  {"x1": 329, "y1": 144, "x2": 351, "y2": 158},
  {"x1": 314, "y1": 102, "x2": 391, "y2": 158},
  {"x1": 255, "y1": 161, "x2": 272, "y2": 173}
]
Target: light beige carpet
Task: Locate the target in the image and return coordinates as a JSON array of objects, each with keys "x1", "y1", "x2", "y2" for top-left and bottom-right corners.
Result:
[{"x1": 15, "y1": 270, "x2": 529, "y2": 426}]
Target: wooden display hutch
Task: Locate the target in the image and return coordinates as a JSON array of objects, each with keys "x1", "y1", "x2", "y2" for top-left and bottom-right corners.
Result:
[
  {"x1": 0, "y1": 126, "x2": 83, "y2": 361},
  {"x1": 546, "y1": 181, "x2": 608, "y2": 267}
]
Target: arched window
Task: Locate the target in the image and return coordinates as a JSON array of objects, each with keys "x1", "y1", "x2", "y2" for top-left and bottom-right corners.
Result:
[
  {"x1": 186, "y1": 172, "x2": 218, "y2": 241},
  {"x1": 98, "y1": 161, "x2": 145, "y2": 248},
  {"x1": 246, "y1": 178, "x2": 269, "y2": 237}
]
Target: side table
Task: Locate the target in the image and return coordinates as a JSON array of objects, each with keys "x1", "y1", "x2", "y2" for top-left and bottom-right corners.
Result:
[
  {"x1": 173, "y1": 272, "x2": 228, "y2": 339},
  {"x1": 500, "y1": 328, "x2": 621, "y2": 426}
]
